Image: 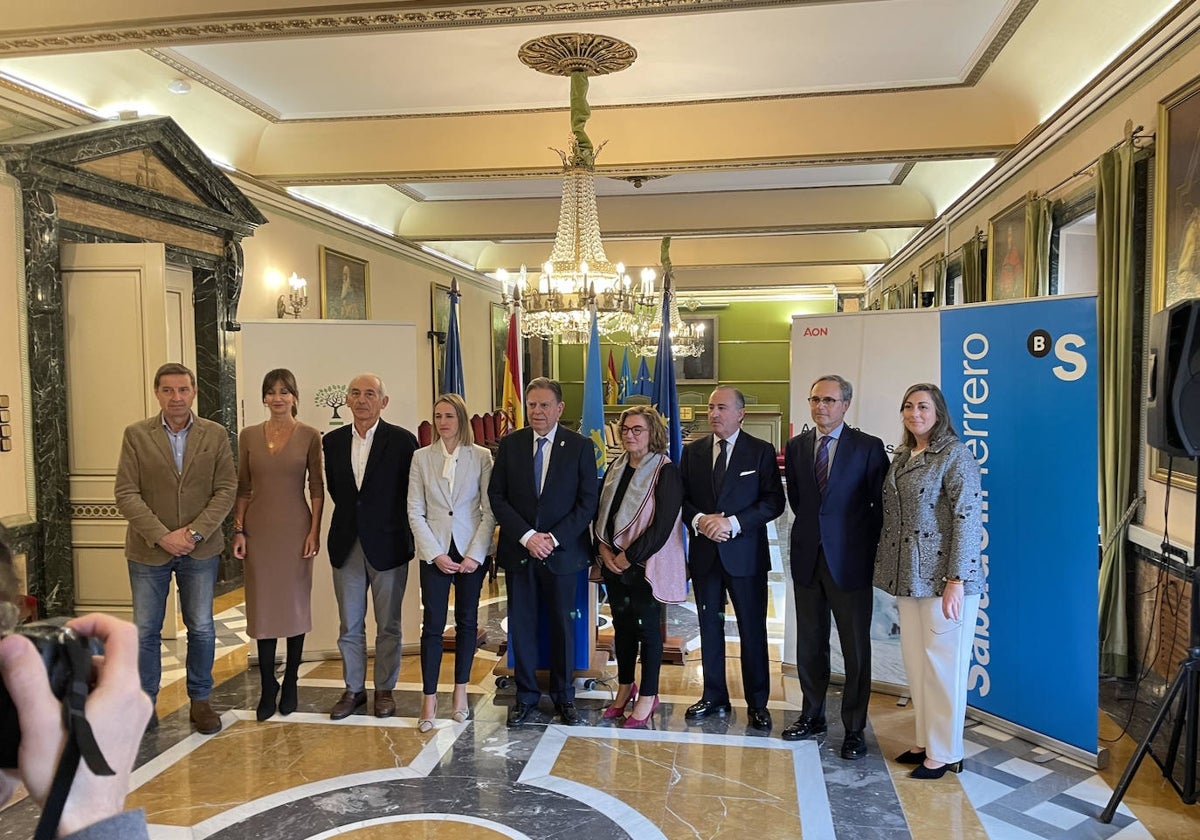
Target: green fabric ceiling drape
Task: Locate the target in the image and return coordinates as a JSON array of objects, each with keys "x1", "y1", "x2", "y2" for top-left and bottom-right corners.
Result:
[{"x1": 1096, "y1": 142, "x2": 1136, "y2": 678}]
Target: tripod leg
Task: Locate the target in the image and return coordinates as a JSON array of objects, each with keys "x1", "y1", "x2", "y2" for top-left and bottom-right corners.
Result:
[
  {"x1": 1100, "y1": 662, "x2": 1191, "y2": 822},
  {"x1": 1183, "y1": 664, "x2": 1199, "y2": 803}
]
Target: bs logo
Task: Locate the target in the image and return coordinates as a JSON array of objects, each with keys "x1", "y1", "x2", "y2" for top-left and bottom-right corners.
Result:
[{"x1": 1027, "y1": 329, "x2": 1087, "y2": 381}]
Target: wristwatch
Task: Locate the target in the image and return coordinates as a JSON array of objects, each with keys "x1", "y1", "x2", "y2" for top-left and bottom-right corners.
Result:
[{"x1": 188, "y1": 529, "x2": 203, "y2": 544}]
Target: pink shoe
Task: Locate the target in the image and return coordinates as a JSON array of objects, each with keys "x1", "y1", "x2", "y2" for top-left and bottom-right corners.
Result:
[
  {"x1": 623, "y1": 696, "x2": 660, "y2": 729},
  {"x1": 602, "y1": 683, "x2": 639, "y2": 720}
]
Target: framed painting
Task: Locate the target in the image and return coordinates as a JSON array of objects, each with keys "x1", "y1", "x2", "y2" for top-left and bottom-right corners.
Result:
[
  {"x1": 430, "y1": 282, "x2": 451, "y2": 404},
  {"x1": 987, "y1": 197, "x2": 1028, "y2": 301},
  {"x1": 319, "y1": 246, "x2": 370, "y2": 319},
  {"x1": 490, "y1": 302, "x2": 507, "y2": 409},
  {"x1": 1151, "y1": 76, "x2": 1200, "y2": 488},
  {"x1": 674, "y1": 314, "x2": 718, "y2": 384}
]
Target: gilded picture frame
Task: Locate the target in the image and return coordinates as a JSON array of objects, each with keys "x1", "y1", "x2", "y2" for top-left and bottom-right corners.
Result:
[
  {"x1": 986, "y1": 197, "x2": 1028, "y2": 301},
  {"x1": 1150, "y1": 76, "x2": 1200, "y2": 488},
  {"x1": 319, "y1": 246, "x2": 370, "y2": 319}
]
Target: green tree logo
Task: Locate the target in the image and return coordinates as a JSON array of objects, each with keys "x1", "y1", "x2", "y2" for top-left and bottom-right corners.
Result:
[{"x1": 314, "y1": 385, "x2": 347, "y2": 425}]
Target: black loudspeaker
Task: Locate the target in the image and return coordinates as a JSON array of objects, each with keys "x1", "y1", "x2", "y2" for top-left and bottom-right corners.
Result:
[{"x1": 1147, "y1": 298, "x2": 1200, "y2": 457}]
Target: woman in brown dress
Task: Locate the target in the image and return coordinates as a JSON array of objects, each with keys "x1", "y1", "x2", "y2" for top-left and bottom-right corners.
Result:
[{"x1": 232, "y1": 369, "x2": 324, "y2": 720}]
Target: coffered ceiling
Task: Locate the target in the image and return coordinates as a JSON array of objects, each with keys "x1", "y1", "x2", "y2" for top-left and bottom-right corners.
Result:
[{"x1": 0, "y1": 0, "x2": 1184, "y2": 293}]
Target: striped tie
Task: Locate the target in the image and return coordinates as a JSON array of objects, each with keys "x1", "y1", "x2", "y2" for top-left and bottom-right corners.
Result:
[{"x1": 815, "y1": 435, "x2": 832, "y2": 497}]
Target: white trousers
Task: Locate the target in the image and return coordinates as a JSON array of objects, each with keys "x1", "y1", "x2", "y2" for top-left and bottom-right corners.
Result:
[{"x1": 897, "y1": 593, "x2": 981, "y2": 764}]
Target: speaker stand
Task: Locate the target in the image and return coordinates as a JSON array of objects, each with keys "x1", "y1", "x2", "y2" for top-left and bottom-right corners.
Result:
[{"x1": 1100, "y1": 475, "x2": 1200, "y2": 821}]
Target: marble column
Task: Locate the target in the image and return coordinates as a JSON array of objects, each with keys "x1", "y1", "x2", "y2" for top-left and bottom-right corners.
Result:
[{"x1": 21, "y1": 187, "x2": 73, "y2": 615}]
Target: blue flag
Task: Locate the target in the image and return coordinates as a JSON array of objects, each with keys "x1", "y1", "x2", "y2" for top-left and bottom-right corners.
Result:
[
  {"x1": 440, "y1": 282, "x2": 465, "y2": 397},
  {"x1": 635, "y1": 355, "x2": 653, "y2": 397},
  {"x1": 652, "y1": 283, "x2": 683, "y2": 463},
  {"x1": 619, "y1": 348, "x2": 632, "y2": 404},
  {"x1": 579, "y1": 306, "x2": 608, "y2": 477}
]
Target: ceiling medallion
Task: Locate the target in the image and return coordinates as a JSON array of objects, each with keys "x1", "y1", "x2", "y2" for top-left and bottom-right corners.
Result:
[{"x1": 518, "y1": 33, "x2": 637, "y2": 77}]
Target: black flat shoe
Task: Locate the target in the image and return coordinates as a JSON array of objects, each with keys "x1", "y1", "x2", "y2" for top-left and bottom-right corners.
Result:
[
  {"x1": 895, "y1": 748, "x2": 926, "y2": 765},
  {"x1": 910, "y1": 760, "x2": 963, "y2": 780},
  {"x1": 555, "y1": 702, "x2": 581, "y2": 726},
  {"x1": 840, "y1": 730, "x2": 867, "y2": 760},
  {"x1": 747, "y1": 707, "x2": 772, "y2": 732},
  {"x1": 685, "y1": 699, "x2": 732, "y2": 720},
  {"x1": 781, "y1": 715, "x2": 827, "y2": 741},
  {"x1": 507, "y1": 701, "x2": 534, "y2": 727}
]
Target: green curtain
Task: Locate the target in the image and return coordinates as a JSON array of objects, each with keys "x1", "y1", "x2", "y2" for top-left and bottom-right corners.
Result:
[
  {"x1": 962, "y1": 234, "x2": 983, "y2": 303},
  {"x1": 934, "y1": 254, "x2": 947, "y2": 307},
  {"x1": 1025, "y1": 197, "x2": 1054, "y2": 297},
  {"x1": 1096, "y1": 143, "x2": 1135, "y2": 677}
]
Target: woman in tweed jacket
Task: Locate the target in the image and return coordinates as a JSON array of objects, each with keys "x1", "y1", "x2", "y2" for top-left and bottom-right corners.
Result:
[{"x1": 874, "y1": 383, "x2": 983, "y2": 780}]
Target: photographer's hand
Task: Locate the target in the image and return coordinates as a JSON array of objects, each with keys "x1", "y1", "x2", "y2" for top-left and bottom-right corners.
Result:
[{"x1": 0, "y1": 613, "x2": 152, "y2": 837}]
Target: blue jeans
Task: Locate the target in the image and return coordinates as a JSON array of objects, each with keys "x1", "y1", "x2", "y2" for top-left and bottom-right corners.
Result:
[{"x1": 128, "y1": 554, "x2": 219, "y2": 703}]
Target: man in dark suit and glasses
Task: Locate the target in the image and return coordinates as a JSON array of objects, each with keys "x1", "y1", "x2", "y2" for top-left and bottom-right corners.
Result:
[
  {"x1": 782, "y1": 374, "x2": 888, "y2": 757},
  {"x1": 488, "y1": 377, "x2": 599, "y2": 726},
  {"x1": 323, "y1": 373, "x2": 419, "y2": 720},
  {"x1": 681, "y1": 385, "x2": 785, "y2": 731}
]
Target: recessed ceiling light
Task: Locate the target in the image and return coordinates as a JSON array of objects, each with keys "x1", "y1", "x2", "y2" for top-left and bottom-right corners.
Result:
[{"x1": 167, "y1": 79, "x2": 191, "y2": 95}]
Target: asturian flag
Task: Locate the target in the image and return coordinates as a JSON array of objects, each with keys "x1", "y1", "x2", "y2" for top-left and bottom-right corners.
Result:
[
  {"x1": 500, "y1": 306, "x2": 524, "y2": 434},
  {"x1": 579, "y1": 306, "x2": 608, "y2": 476},
  {"x1": 619, "y1": 348, "x2": 633, "y2": 404},
  {"x1": 652, "y1": 278, "x2": 684, "y2": 463}
]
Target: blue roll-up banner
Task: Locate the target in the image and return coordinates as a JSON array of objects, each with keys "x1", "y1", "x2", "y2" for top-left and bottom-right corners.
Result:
[
  {"x1": 940, "y1": 296, "x2": 1098, "y2": 752},
  {"x1": 790, "y1": 295, "x2": 1099, "y2": 754}
]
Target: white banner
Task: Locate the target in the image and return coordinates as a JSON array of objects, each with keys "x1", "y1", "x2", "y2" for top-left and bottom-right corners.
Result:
[{"x1": 238, "y1": 319, "x2": 420, "y2": 659}]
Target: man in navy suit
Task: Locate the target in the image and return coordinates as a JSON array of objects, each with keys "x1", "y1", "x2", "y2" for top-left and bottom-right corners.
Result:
[
  {"x1": 782, "y1": 374, "x2": 887, "y2": 757},
  {"x1": 682, "y1": 386, "x2": 785, "y2": 731},
  {"x1": 323, "y1": 373, "x2": 419, "y2": 720},
  {"x1": 488, "y1": 377, "x2": 599, "y2": 726}
]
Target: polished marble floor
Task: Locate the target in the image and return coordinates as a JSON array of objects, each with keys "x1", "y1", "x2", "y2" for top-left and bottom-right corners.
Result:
[{"x1": 2, "y1": 514, "x2": 1197, "y2": 837}]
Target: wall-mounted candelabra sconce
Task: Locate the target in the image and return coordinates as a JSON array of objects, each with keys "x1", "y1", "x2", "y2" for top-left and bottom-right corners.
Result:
[{"x1": 276, "y1": 272, "x2": 309, "y2": 318}]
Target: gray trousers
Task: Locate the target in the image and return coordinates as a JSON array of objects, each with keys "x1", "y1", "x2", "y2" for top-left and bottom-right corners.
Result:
[{"x1": 332, "y1": 540, "x2": 408, "y2": 692}]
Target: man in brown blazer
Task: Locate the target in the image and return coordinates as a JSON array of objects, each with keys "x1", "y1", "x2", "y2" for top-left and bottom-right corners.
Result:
[{"x1": 114, "y1": 363, "x2": 237, "y2": 734}]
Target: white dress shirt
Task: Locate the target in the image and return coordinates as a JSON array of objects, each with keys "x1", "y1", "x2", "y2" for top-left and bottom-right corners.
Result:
[{"x1": 350, "y1": 419, "x2": 380, "y2": 490}]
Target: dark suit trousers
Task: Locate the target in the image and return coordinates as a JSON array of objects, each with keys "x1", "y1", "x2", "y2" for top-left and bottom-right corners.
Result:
[
  {"x1": 419, "y1": 542, "x2": 489, "y2": 694},
  {"x1": 793, "y1": 548, "x2": 873, "y2": 731},
  {"x1": 603, "y1": 564, "x2": 664, "y2": 696},
  {"x1": 505, "y1": 557, "x2": 578, "y2": 705},
  {"x1": 693, "y1": 562, "x2": 770, "y2": 709}
]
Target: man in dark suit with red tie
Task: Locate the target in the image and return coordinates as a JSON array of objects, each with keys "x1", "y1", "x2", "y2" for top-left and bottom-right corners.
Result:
[
  {"x1": 488, "y1": 377, "x2": 599, "y2": 727},
  {"x1": 323, "y1": 373, "x2": 419, "y2": 720},
  {"x1": 782, "y1": 374, "x2": 888, "y2": 757},
  {"x1": 682, "y1": 385, "x2": 785, "y2": 731}
]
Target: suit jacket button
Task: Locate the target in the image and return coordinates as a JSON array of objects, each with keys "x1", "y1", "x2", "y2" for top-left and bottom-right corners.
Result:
[{"x1": 448, "y1": 511, "x2": 453, "y2": 516}]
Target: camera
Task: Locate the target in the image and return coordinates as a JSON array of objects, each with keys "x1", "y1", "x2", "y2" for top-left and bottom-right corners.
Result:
[{"x1": 0, "y1": 621, "x2": 103, "y2": 769}]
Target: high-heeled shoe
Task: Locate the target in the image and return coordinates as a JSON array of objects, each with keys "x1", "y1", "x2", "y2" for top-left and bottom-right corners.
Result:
[
  {"x1": 451, "y1": 707, "x2": 470, "y2": 723},
  {"x1": 256, "y1": 681, "x2": 279, "y2": 722},
  {"x1": 895, "y1": 748, "x2": 926, "y2": 765},
  {"x1": 278, "y1": 674, "x2": 298, "y2": 716},
  {"x1": 622, "y1": 696, "x2": 659, "y2": 729},
  {"x1": 909, "y1": 760, "x2": 963, "y2": 780},
  {"x1": 418, "y1": 719, "x2": 435, "y2": 733},
  {"x1": 602, "y1": 683, "x2": 638, "y2": 720}
]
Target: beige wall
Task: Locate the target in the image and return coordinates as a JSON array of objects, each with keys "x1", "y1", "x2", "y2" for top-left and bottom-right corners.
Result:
[
  {"x1": 0, "y1": 176, "x2": 33, "y2": 523},
  {"x1": 875, "y1": 32, "x2": 1200, "y2": 546},
  {"x1": 236, "y1": 201, "x2": 502, "y2": 425}
]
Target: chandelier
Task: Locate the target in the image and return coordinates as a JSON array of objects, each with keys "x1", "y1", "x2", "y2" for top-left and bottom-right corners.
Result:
[
  {"x1": 499, "y1": 34, "x2": 654, "y2": 343},
  {"x1": 628, "y1": 285, "x2": 706, "y2": 358}
]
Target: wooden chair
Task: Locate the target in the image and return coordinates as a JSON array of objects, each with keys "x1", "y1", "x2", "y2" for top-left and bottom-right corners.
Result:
[
  {"x1": 417, "y1": 420, "x2": 433, "y2": 447},
  {"x1": 626, "y1": 394, "x2": 651, "y2": 405},
  {"x1": 678, "y1": 391, "x2": 705, "y2": 405},
  {"x1": 470, "y1": 414, "x2": 486, "y2": 446},
  {"x1": 482, "y1": 411, "x2": 497, "y2": 444}
]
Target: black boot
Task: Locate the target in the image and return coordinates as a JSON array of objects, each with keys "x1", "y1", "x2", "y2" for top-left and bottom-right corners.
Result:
[
  {"x1": 279, "y1": 634, "x2": 304, "y2": 716},
  {"x1": 256, "y1": 639, "x2": 279, "y2": 721}
]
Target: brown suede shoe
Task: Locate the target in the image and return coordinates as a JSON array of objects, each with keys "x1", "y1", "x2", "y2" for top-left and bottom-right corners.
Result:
[
  {"x1": 374, "y1": 689, "x2": 396, "y2": 718},
  {"x1": 189, "y1": 700, "x2": 222, "y2": 735},
  {"x1": 330, "y1": 690, "x2": 367, "y2": 720}
]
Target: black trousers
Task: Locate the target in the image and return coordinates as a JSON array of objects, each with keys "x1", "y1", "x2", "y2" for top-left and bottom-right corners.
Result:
[
  {"x1": 419, "y1": 542, "x2": 488, "y2": 694},
  {"x1": 603, "y1": 564, "x2": 664, "y2": 696},
  {"x1": 793, "y1": 548, "x2": 873, "y2": 731},
  {"x1": 505, "y1": 558, "x2": 579, "y2": 705},
  {"x1": 693, "y1": 562, "x2": 770, "y2": 709}
]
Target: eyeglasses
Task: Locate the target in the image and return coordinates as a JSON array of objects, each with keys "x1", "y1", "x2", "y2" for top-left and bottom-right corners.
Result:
[
  {"x1": 808, "y1": 396, "x2": 844, "y2": 406},
  {"x1": 619, "y1": 425, "x2": 648, "y2": 436}
]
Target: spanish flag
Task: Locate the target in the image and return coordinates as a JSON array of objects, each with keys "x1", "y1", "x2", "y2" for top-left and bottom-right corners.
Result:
[
  {"x1": 606, "y1": 349, "x2": 620, "y2": 405},
  {"x1": 500, "y1": 308, "x2": 523, "y2": 434}
]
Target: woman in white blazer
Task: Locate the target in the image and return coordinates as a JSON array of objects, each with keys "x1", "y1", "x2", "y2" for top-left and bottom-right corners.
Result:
[{"x1": 408, "y1": 393, "x2": 496, "y2": 731}]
